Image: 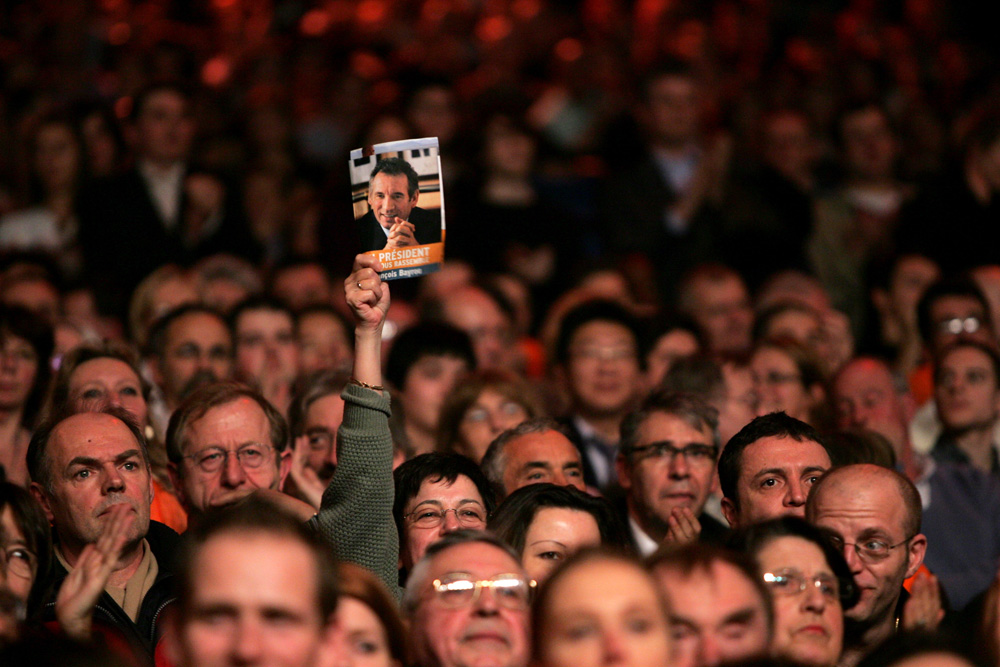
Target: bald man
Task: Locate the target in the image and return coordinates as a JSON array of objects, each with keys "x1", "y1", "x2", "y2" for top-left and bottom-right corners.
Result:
[
  {"x1": 806, "y1": 464, "x2": 927, "y2": 667},
  {"x1": 832, "y1": 356, "x2": 1000, "y2": 610}
]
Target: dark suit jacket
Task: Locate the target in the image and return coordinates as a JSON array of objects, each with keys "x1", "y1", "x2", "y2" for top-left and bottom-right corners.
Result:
[
  {"x1": 77, "y1": 166, "x2": 254, "y2": 317},
  {"x1": 606, "y1": 484, "x2": 732, "y2": 553},
  {"x1": 357, "y1": 206, "x2": 442, "y2": 252},
  {"x1": 600, "y1": 152, "x2": 722, "y2": 296}
]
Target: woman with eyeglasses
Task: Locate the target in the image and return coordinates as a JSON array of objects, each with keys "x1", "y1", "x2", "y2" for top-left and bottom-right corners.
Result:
[
  {"x1": 731, "y1": 516, "x2": 858, "y2": 667},
  {"x1": 489, "y1": 483, "x2": 630, "y2": 584},
  {"x1": 436, "y1": 369, "x2": 542, "y2": 462},
  {"x1": 531, "y1": 549, "x2": 672, "y2": 667},
  {"x1": 0, "y1": 480, "x2": 51, "y2": 643}
]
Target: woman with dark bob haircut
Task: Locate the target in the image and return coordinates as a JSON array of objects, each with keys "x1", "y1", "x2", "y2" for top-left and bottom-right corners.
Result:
[
  {"x1": 489, "y1": 483, "x2": 631, "y2": 584},
  {"x1": 730, "y1": 516, "x2": 859, "y2": 667}
]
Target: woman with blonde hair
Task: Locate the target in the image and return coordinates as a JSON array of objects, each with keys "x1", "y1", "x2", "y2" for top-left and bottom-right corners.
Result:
[{"x1": 43, "y1": 341, "x2": 187, "y2": 532}]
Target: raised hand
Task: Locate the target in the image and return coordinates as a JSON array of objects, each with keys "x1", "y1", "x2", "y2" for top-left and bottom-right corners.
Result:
[
  {"x1": 663, "y1": 506, "x2": 702, "y2": 546},
  {"x1": 287, "y1": 434, "x2": 326, "y2": 510},
  {"x1": 55, "y1": 503, "x2": 134, "y2": 640},
  {"x1": 345, "y1": 254, "x2": 390, "y2": 334},
  {"x1": 902, "y1": 569, "x2": 944, "y2": 632}
]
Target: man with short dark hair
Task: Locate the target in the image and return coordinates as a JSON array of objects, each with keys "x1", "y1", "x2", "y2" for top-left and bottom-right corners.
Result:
[
  {"x1": 403, "y1": 530, "x2": 530, "y2": 667},
  {"x1": 555, "y1": 299, "x2": 645, "y2": 490},
  {"x1": 931, "y1": 340, "x2": 1000, "y2": 473},
  {"x1": 832, "y1": 355, "x2": 1000, "y2": 610},
  {"x1": 909, "y1": 277, "x2": 1000, "y2": 453},
  {"x1": 165, "y1": 497, "x2": 341, "y2": 667},
  {"x1": 166, "y1": 381, "x2": 291, "y2": 518},
  {"x1": 358, "y1": 157, "x2": 442, "y2": 251},
  {"x1": 480, "y1": 419, "x2": 585, "y2": 498},
  {"x1": 649, "y1": 544, "x2": 773, "y2": 667},
  {"x1": 616, "y1": 391, "x2": 728, "y2": 553},
  {"x1": 718, "y1": 412, "x2": 832, "y2": 530},
  {"x1": 28, "y1": 406, "x2": 178, "y2": 662},
  {"x1": 230, "y1": 296, "x2": 299, "y2": 414},
  {"x1": 806, "y1": 464, "x2": 928, "y2": 667},
  {"x1": 145, "y1": 304, "x2": 233, "y2": 434},
  {"x1": 676, "y1": 265, "x2": 754, "y2": 356}
]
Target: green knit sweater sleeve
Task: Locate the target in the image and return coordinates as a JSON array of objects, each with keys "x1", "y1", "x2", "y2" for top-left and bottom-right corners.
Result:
[{"x1": 311, "y1": 383, "x2": 400, "y2": 599}]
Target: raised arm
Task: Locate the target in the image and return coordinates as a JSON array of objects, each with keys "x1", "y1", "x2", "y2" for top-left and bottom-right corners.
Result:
[{"x1": 311, "y1": 255, "x2": 401, "y2": 599}]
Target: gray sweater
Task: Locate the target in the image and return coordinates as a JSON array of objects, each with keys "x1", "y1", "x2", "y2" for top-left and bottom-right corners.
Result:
[{"x1": 311, "y1": 383, "x2": 400, "y2": 599}]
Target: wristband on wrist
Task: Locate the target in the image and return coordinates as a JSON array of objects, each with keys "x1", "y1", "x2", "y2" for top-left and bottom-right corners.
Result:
[{"x1": 349, "y1": 377, "x2": 384, "y2": 392}]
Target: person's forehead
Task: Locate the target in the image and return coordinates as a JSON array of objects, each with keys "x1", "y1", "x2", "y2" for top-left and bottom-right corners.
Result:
[
  {"x1": 842, "y1": 108, "x2": 888, "y2": 134},
  {"x1": 190, "y1": 532, "x2": 320, "y2": 611},
  {"x1": 187, "y1": 397, "x2": 271, "y2": 448},
  {"x1": 71, "y1": 357, "x2": 139, "y2": 387},
  {"x1": 570, "y1": 320, "x2": 635, "y2": 347},
  {"x1": 426, "y1": 541, "x2": 523, "y2": 582},
  {"x1": 811, "y1": 473, "x2": 908, "y2": 536},
  {"x1": 237, "y1": 308, "x2": 293, "y2": 332},
  {"x1": 741, "y1": 436, "x2": 829, "y2": 476},
  {"x1": 51, "y1": 413, "x2": 139, "y2": 459},
  {"x1": 507, "y1": 431, "x2": 579, "y2": 464},
  {"x1": 169, "y1": 312, "x2": 229, "y2": 343},
  {"x1": 306, "y1": 393, "x2": 345, "y2": 420},
  {"x1": 371, "y1": 172, "x2": 409, "y2": 192},
  {"x1": 757, "y1": 536, "x2": 829, "y2": 575},
  {"x1": 835, "y1": 360, "x2": 895, "y2": 398},
  {"x1": 647, "y1": 75, "x2": 697, "y2": 100},
  {"x1": 408, "y1": 474, "x2": 483, "y2": 509},
  {"x1": 941, "y1": 346, "x2": 995, "y2": 372},
  {"x1": 931, "y1": 295, "x2": 984, "y2": 319},
  {"x1": 442, "y1": 289, "x2": 505, "y2": 326},
  {"x1": 637, "y1": 411, "x2": 711, "y2": 445},
  {"x1": 659, "y1": 561, "x2": 765, "y2": 624},
  {"x1": 140, "y1": 90, "x2": 187, "y2": 115}
]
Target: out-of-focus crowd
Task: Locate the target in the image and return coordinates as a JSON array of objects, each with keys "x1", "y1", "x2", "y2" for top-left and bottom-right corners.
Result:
[{"x1": 3, "y1": 1, "x2": 1000, "y2": 667}]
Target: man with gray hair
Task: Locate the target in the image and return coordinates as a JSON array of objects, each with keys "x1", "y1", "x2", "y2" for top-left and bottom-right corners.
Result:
[
  {"x1": 403, "y1": 529, "x2": 531, "y2": 667},
  {"x1": 480, "y1": 418, "x2": 586, "y2": 498},
  {"x1": 616, "y1": 390, "x2": 728, "y2": 554}
]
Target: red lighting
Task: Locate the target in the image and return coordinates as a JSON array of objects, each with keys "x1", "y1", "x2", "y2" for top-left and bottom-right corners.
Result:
[
  {"x1": 202, "y1": 57, "x2": 231, "y2": 87},
  {"x1": 300, "y1": 9, "x2": 332, "y2": 36},
  {"x1": 555, "y1": 38, "x2": 583, "y2": 62},
  {"x1": 108, "y1": 22, "x2": 131, "y2": 45}
]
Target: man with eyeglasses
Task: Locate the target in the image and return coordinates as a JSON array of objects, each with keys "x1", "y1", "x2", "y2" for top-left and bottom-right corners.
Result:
[
  {"x1": 908, "y1": 277, "x2": 998, "y2": 452},
  {"x1": 403, "y1": 530, "x2": 531, "y2": 667},
  {"x1": 719, "y1": 412, "x2": 832, "y2": 530},
  {"x1": 806, "y1": 464, "x2": 928, "y2": 667},
  {"x1": 394, "y1": 453, "x2": 497, "y2": 578},
  {"x1": 166, "y1": 381, "x2": 291, "y2": 517},
  {"x1": 616, "y1": 391, "x2": 728, "y2": 553}
]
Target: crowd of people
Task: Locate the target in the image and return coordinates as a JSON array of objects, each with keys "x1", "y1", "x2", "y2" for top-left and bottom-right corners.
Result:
[{"x1": 3, "y1": 0, "x2": 1000, "y2": 666}]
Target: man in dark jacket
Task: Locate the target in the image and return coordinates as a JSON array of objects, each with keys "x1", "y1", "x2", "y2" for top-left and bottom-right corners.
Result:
[{"x1": 27, "y1": 406, "x2": 178, "y2": 664}]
